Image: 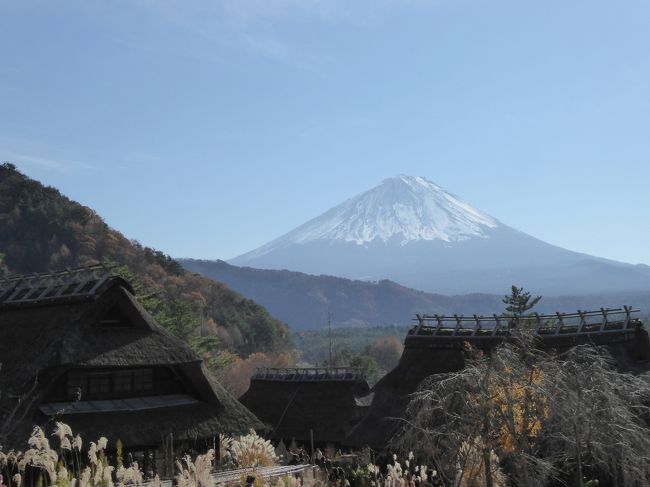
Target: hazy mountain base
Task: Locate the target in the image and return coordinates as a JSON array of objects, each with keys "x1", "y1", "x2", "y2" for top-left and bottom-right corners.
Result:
[
  {"x1": 181, "y1": 259, "x2": 650, "y2": 330},
  {"x1": 232, "y1": 234, "x2": 650, "y2": 296}
]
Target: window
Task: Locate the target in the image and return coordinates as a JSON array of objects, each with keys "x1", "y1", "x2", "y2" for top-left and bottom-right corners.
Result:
[
  {"x1": 65, "y1": 368, "x2": 154, "y2": 399},
  {"x1": 88, "y1": 372, "x2": 112, "y2": 395},
  {"x1": 113, "y1": 370, "x2": 133, "y2": 392},
  {"x1": 133, "y1": 369, "x2": 153, "y2": 392}
]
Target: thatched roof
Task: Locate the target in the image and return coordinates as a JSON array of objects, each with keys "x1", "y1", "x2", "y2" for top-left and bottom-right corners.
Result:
[
  {"x1": 346, "y1": 311, "x2": 650, "y2": 450},
  {"x1": 240, "y1": 368, "x2": 370, "y2": 445},
  {"x1": 0, "y1": 266, "x2": 262, "y2": 450}
]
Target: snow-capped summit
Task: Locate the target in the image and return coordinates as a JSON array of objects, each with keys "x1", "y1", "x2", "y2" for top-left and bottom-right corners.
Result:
[
  {"x1": 229, "y1": 176, "x2": 650, "y2": 295},
  {"x1": 243, "y1": 176, "x2": 500, "y2": 260},
  {"x1": 289, "y1": 175, "x2": 498, "y2": 246}
]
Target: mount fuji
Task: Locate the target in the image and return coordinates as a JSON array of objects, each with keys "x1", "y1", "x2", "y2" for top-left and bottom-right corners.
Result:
[{"x1": 229, "y1": 175, "x2": 650, "y2": 295}]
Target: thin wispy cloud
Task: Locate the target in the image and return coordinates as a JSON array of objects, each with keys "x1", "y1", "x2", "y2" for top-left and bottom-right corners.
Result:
[
  {"x1": 242, "y1": 33, "x2": 292, "y2": 62},
  {"x1": 123, "y1": 152, "x2": 163, "y2": 164},
  {"x1": 110, "y1": 0, "x2": 435, "y2": 71},
  {"x1": 217, "y1": 0, "x2": 352, "y2": 27},
  {"x1": 4, "y1": 152, "x2": 93, "y2": 173}
]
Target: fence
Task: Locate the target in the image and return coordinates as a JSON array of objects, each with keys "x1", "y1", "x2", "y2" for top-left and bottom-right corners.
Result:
[{"x1": 409, "y1": 306, "x2": 640, "y2": 339}]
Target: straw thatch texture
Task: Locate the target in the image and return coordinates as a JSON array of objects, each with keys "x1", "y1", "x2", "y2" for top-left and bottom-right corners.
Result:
[
  {"x1": 240, "y1": 371, "x2": 370, "y2": 445},
  {"x1": 0, "y1": 273, "x2": 262, "y2": 450},
  {"x1": 346, "y1": 324, "x2": 650, "y2": 450}
]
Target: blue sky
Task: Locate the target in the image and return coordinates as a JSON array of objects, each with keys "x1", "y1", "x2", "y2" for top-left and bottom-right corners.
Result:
[{"x1": 1, "y1": 0, "x2": 649, "y2": 264}]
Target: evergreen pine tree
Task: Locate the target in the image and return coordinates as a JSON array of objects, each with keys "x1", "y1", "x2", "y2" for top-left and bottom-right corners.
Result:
[
  {"x1": 502, "y1": 285, "x2": 542, "y2": 328},
  {"x1": 503, "y1": 285, "x2": 542, "y2": 316}
]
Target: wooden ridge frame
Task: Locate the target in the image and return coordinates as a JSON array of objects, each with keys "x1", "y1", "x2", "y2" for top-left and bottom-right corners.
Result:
[
  {"x1": 410, "y1": 306, "x2": 640, "y2": 338},
  {"x1": 0, "y1": 263, "x2": 116, "y2": 306}
]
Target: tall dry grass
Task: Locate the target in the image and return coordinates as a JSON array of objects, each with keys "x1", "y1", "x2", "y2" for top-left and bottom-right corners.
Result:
[
  {"x1": 0, "y1": 422, "x2": 151, "y2": 487},
  {"x1": 176, "y1": 450, "x2": 215, "y2": 487},
  {"x1": 219, "y1": 431, "x2": 276, "y2": 469}
]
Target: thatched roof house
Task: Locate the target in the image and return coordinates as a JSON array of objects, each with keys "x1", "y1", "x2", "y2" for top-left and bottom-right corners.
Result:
[
  {"x1": 0, "y1": 265, "x2": 262, "y2": 451},
  {"x1": 240, "y1": 367, "x2": 371, "y2": 446},
  {"x1": 346, "y1": 308, "x2": 650, "y2": 449}
]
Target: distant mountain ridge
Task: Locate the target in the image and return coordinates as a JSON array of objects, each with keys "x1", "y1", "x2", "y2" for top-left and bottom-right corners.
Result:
[
  {"x1": 231, "y1": 175, "x2": 650, "y2": 295},
  {"x1": 181, "y1": 259, "x2": 650, "y2": 330}
]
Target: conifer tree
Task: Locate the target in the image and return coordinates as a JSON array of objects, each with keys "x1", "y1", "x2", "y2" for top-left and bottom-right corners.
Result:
[{"x1": 502, "y1": 285, "x2": 542, "y2": 317}]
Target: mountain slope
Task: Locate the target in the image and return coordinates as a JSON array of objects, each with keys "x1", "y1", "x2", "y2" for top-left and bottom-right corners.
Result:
[
  {"x1": 0, "y1": 163, "x2": 291, "y2": 356},
  {"x1": 231, "y1": 175, "x2": 650, "y2": 295},
  {"x1": 182, "y1": 259, "x2": 498, "y2": 328},
  {"x1": 240, "y1": 176, "x2": 499, "y2": 254},
  {"x1": 181, "y1": 259, "x2": 650, "y2": 330}
]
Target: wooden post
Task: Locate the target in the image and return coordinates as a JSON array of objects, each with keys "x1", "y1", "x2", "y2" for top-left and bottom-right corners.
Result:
[
  {"x1": 453, "y1": 314, "x2": 462, "y2": 335},
  {"x1": 310, "y1": 429, "x2": 314, "y2": 464},
  {"x1": 472, "y1": 315, "x2": 481, "y2": 336},
  {"x1": 555, "y1": 312, "x2": 565, "y2": 335},
  {"x1": 434, "y1": 314, "x2": 443, "y2": 335},
  {"x1": 170, "y1": 432, "x2": 174, "y2": 476},
  {"x1": 143, "y1": 449, "x2": 150, "y2": 479},
  {"x1": 415, "y1": 314, "x2": 425, "y2": 334},
  {"x1": 493, "y1": 314, "x2": 501, "y2": 336},
  {"x1": 623, "y1": 305, "x2": 632, "y2": 328},
  {"x1": 328, "y1": 307, "x2": 333, "y2": 373}
]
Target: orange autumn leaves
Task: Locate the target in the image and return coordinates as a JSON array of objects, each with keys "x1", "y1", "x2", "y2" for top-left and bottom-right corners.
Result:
[{"x1": 473, "y1": 365, "x2": 547, "y2": 453}]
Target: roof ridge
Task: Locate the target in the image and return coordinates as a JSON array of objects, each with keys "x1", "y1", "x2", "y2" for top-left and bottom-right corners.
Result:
[{"x1": 0, "y1": 264, "x2": 125, "y2": 308}]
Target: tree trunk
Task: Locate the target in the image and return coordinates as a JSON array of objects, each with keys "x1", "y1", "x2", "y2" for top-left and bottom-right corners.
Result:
[
  {"x1": 483, "y1": 448, "x2": 494, "y2": 487},
  {"x1": 574, "y1": 423, "x2": 584, "y2": 487}
]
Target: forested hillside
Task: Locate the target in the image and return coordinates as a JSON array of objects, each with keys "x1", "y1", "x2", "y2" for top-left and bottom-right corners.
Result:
[
  {"x1": 0, "y1": 163, "x2": 292, "y2": 369},
  {"x1": 181, "y1": 258, "x2": 503, "y2": 328},
  {"x1": 181, "y1": 258, "x2": 650, "y2": 329}
]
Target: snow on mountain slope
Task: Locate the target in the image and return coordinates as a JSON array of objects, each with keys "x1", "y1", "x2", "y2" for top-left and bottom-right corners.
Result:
[
  {"x1": 229, "y1": 175, "x2": 650, "y2": 295},
  {"x1": 240, "y1": 175, "x2": 499, "y2": 261}
]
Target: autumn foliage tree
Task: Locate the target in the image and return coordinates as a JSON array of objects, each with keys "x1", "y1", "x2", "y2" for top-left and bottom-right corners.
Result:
[
  {"x1": 216, "y1": 351, "x2": 298, "y2": 398},
  {"x1": 395, "y1": 333, "x2": 650, "y2": 487},
  {"x1": 395, "y1": 335, "x2": 551, "y2": 487},
  {"x1": 0, "y1": 163, "x2": 293, "y2": 367},
  {"x1": 368, "y1": 336, "x2": 404, "y2": 372}
]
